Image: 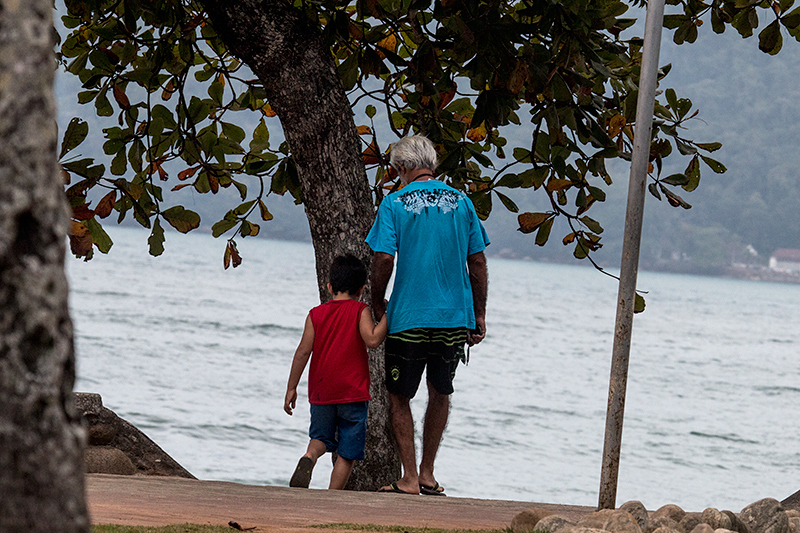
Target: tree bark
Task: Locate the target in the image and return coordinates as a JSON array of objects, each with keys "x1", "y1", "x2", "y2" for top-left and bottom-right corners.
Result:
[
  {"x1": 199, "y1": 0, "x2": 400, "y2": 490},
  {"x1": 0, "y1": 0, "x2": 89, "y2": 530}
]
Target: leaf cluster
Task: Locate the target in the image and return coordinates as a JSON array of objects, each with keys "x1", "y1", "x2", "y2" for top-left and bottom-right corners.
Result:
[
  {"x1": 57, "y1": 0, "x2": 724, "y2": 267},
  {"x1": 663, "y1": 0, "x2": 800, "y2": 55}
]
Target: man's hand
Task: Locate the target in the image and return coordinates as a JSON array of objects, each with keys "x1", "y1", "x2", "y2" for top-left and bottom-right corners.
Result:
[
  {"x1": 284, "y1": 388, "x2": 297, "y2": 415},
  {"x1": 468, "y1": 315, "x2": 486, "y2": 345}
]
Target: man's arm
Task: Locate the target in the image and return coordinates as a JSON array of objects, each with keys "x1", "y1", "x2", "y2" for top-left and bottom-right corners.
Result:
[
  {"x1": 370, "y1": 252, "x2": 394, "y2": 321},
  {"x1": 467, "y1": 251, "x2": 487, "y2": 345}
]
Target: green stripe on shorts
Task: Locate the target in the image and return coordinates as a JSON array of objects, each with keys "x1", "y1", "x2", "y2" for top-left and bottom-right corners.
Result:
[{"x1": 388, "y1": 327, "x2": 468, "y2": 347}]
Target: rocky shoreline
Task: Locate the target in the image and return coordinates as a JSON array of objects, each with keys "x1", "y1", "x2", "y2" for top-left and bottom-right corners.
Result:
[{"x1": 512, "y1": 497, "x2": 800, "y2": 533}]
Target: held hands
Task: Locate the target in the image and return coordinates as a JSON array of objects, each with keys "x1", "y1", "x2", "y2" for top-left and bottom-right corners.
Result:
[{"x1": 284, "y1": 388, "x2": 297, "y2": 415}]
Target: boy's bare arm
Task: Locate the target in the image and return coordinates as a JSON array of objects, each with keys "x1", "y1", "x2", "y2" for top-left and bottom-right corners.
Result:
[
  {"x1": 284, "y1": 314, "x2": 315, "y2": 415},
  {"x1": 359, "y1": 307, "x2": 388, "y2": 349}
]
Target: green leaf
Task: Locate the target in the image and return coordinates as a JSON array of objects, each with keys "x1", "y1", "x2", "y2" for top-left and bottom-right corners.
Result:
[
  {"x1": 513, "y1": 147, "x2": 532, "y2": 163},
  {"x1": 535, "y1": 217, "x2": 554, "y2": 246},
  {"x1": 212, "y1": 216, "x2": 238, "y2": 238},
  {"x1": 694, "y1": 142, "x2": 722, "y2": 152},
  {"x1": 148, "y1": 218, "x2": 165, "y2": 256},
  {"x1": 662, "y1": 173, "x2": 689, "y2": 186},
  {"x1": 365, "y1": 104, "x2": 377, "y2": 118},
  {"x1": 233, "y1": 200, "x2": 256, "y2": 216},
  {"x1": 161, "y1": 206, "x2": 200, "y2": 234},
  {"x1": 495, "y1": 191, "x2": 519, "y2": 213},
  {"x1": 86, "y1": 217, "x2": 113, "y2": 254},
  {"x1": 759, "y1": 19, "x2": 783, "y2": 54},
  {"x1": 700, "y1": 155, "x2": 727, "y2": 174},
  {"x1": 648, "y1": 182, "x2": 662, "y2": 200},
  {"x1": 338, "y1": 53, "x2": 359, "y2": 90},
  {"x1": 634, "y1": 293, "x2": 646, "y2": 314},
  {"x1": 208, "y1": 79, "x2": 224, "y2": 105},
  {"x1": 60, "y1": 118, "x2": 89, "y2": 158},
  {"x1": 580, "y1": 216, "x2": 603, "y2": 234},
  {"x1": 111, "y1": 149, "x2": 127, "y2": 176},
  {"x1": 782, "y1": 6, "x2": 800, "y2": 28},
  {"x1": 665, "y1": 88, "x2": 679, "y2": 115},
  {"x1": 95, "y1": 92, "x2": 113, "y2": 117}
]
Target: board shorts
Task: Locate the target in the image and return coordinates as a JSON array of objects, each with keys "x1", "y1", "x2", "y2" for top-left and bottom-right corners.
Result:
[
  {"x1": 384, "y1": 328, "x2": 468, "y2": 399},
  {"x1": 308, "y1": 401, "x2": 369, "y2": 461}
]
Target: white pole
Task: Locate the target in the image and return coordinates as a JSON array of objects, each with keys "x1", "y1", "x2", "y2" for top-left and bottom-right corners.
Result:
[{"x1": 598, "y1": 0, "x2": 667, "y2": 510}]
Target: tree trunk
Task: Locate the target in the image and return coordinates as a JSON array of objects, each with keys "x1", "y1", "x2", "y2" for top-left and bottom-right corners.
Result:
[
  {"x1": 0, "y1": 0, "x2": 90, "y2": 530},
  {"x1": 199, "y1": 0, "x2": 400, "y2": 490}
]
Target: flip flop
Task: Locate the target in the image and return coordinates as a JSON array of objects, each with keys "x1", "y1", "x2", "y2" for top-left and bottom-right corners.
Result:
[
  {"x1": 419, "y1": 482, "x2": 446, "y2": 496},
  {"x1": 378, "y1": 482, "x2": 416, "y2": 494},
  {"x1": 289, "y1": 456, "x2": 314, "y2": 488}
]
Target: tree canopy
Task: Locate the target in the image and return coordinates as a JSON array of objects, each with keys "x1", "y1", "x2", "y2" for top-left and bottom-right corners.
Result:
[{"x1": 57, "y1": 0, "x2": 727, "y2": 270}]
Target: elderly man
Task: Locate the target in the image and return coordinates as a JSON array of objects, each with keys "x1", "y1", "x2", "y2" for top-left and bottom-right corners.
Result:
[{"x1": 366, "y1": 135, "x2": 489, "y2": 496}]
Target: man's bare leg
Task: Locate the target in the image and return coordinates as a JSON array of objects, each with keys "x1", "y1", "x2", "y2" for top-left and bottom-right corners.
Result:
[
  {"x1": 419, "y1": 380, "x2": 449, "y2": 491},
  {"x1": 380, "y1": 392, "x2": 421, "y2": 494}
]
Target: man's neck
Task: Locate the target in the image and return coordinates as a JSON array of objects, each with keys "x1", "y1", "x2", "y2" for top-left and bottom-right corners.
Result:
[{"x1": 404, "y1": 168, "x2": 436, "y2": 184}]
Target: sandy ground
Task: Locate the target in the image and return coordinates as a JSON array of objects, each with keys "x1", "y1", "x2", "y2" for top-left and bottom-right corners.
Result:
[{"x1": 86, "y1": 474, "x2": 595, "y2": 532}]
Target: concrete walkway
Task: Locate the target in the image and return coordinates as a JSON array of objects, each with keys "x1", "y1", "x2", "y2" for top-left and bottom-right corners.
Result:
[{"x1": 86, "y1": 474, "x2": 595, "y2": 532}]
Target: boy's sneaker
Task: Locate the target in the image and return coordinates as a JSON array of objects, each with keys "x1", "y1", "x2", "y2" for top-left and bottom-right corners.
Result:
[{"x1": 289, "y1": 456, "x2": 314, "y2": 488}]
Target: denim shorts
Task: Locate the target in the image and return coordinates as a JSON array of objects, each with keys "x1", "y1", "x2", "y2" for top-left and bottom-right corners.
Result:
[{"x1": 308, "y1": 401, "x2": 369, "y2": 461}]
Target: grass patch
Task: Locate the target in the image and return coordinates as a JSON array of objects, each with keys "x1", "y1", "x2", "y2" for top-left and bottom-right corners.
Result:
[{"x1": 312, "y1": 524, "x2": 509, "y2": 533}]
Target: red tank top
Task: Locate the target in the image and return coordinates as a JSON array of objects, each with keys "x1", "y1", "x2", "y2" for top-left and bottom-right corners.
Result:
[{"x1": 308, "y1": 299, "x2": 371, "y2": 405}]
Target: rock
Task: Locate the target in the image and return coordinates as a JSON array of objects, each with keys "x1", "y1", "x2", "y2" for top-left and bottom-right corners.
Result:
[
  {"x1": 537, "y1": 514, "x2": 576, "y2": 533},
  {"x1": 787, "y1": 524, "x2": 796, "y2": 533},
  {"x1": 512, "y1": 508, "x2": 555, "y2": 533},
  {"x1": 740, "y1": 498, "x2": 789, "y2": 533},
  {"x1": 787, "y1": 516, "x2": 800, "y2": 533},
  {"x1": 621, "y1": 501, "x2": 650, "y2": 533},
  {"x1": 722, "y1": 510, "x2": 750, "y2": 533},
  {"x1": 783, "y1": 491, "x2": 800, "y2": 513},
  {"x1": 648, "y1": 516, "x2": 682, "y2": 533},
  {"x1": 654, "y1": 505, "x2": 687, "y2": 524},
  {"x1": 577, "y1": 509, "x2": 642, "y2": 533},
  {"x1": 679, "y1": 513, "x2": 704, "y2": 533},
  {"x1": 84, "y1": 446, "x2": 136, "y2": 475},
  {"x1": 715, "y1": 529, "x2": 737, "y2": 533},
  {"x1": 703, "y1": 508, "x2": 732, "y2": 530},
  {"x1": 579, "y1": 510, "x2": 618, "y2": 530},
  {"x1": 691, "y1": 524, "x2": 715, "y2": 533},
  {"x1": 606, "y1": 511, "x2": 644, "y2": 533},
  {"x1": 572, "y1": 528, "x2": 609, "y2": 533},
  {"x1": 787, "y1": 512, "x2": 800, "y2": 520},
  {"x1": 74, "y1": 392, "x2": 195, "y2": 479},
  {"x1": 653, "y1": 527, "x2": 683, "y2": 533}
]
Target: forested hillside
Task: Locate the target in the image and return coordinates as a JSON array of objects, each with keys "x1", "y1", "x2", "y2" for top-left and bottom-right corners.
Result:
[{"x1": 56, "y1": 9, "x2": 800, "y2": 274}]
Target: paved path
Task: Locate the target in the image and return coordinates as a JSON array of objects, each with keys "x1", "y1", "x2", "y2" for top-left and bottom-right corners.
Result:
[{"x1": 86, "y1": 474, "x2": 595, "y2": 532}]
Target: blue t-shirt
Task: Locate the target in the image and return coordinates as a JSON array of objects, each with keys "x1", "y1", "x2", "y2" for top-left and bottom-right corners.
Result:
[{"x1": 365, "y1": 180, "x2": 490, "y2": 334}]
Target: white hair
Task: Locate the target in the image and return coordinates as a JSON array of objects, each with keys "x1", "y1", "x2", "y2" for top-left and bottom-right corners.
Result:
[{"x1": 389, "y1": 135, "x2": 438, "y2": 171}]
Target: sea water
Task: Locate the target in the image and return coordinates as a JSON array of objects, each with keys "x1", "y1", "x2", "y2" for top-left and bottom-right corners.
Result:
[{"x1": 68, "y1": 225, "x2": 800, "y2": 512}]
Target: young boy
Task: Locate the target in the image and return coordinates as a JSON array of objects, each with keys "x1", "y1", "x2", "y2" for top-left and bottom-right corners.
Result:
[{"x1": 284, "y1": 254, "x2": 387, "y2": 489}]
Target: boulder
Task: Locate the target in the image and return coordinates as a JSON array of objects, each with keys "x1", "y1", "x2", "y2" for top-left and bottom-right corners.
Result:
[
  {"x1": 84, "y1": 446, "x2": 136, "y2": 475},
  {"x1": 577, "y1": 509, "x2": 642, "y2": 533},
  {"x1": 537, "y1": 514, "x2": 576, "y2": 533},
  {"x1": 783, "y1": 491, "x2": 800, "y2": 513},
  {"x1": 74, "y1": 392, "x2": 195, "y2": 478},
  {"x1": 740, "y1": 498, "x2": 789, "y2": 533},
  {"x1": 690, "y1": 524, "x2": 714, "y2": 533},
  {"x1": 703, "y1": 508, "x2": 733, "y2": 530},
  {"x1": 679, "y1": 513, "x2": 704, "y2": 533},
  {"x1": 654, "y1": 505, "x2": 687, "y2": 524},
  {"x1": 648, "y1": 516, "x2": 682, "y2": 533},
  {"x1": 652, "y1": 527, "x2": 683, "y2": 533},
  {"x1": 511, "y1": 508, "x2": 555, "y2": 533},
  {"x1": 620, "y1": 501, "x2": 650, "y2": 533},
  {"x1": 721, "y1": 510, "x2": 750, "y2": 533}
]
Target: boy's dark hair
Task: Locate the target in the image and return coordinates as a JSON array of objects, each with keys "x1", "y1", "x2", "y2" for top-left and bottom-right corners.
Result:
[{"x1": 329, "y1": 254, "x2": 368, "y2": 295}]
